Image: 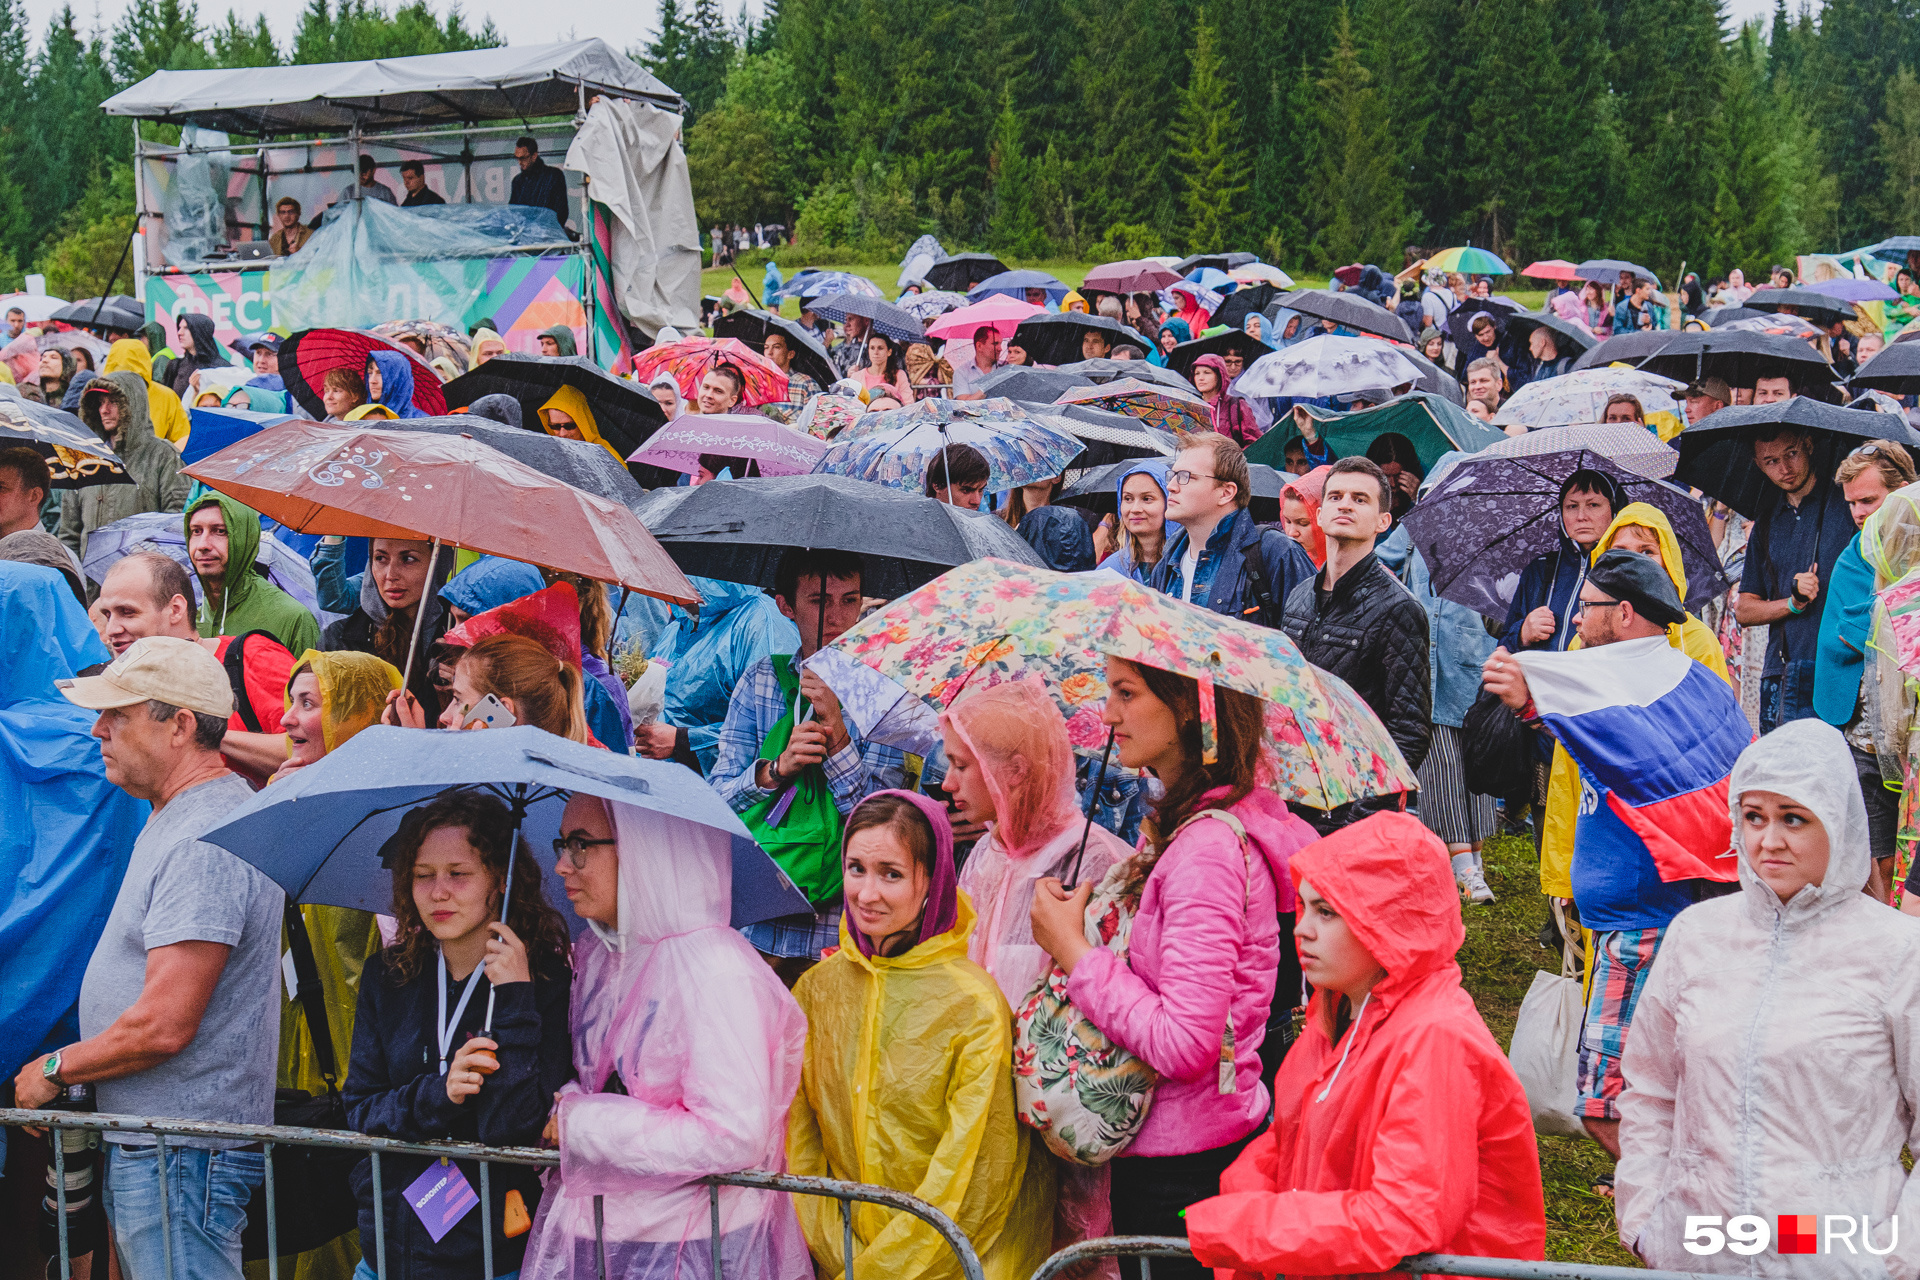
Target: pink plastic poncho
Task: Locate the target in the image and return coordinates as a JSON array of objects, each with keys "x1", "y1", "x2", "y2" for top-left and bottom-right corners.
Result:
[{"x1": 520, "y1": 798, "x2": 812, "y2": 1280}]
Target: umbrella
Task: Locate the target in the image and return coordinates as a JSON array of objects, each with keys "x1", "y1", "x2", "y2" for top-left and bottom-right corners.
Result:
[
  {"x1": 439, "y1": 353, "x2": 669, "y2": 461},
  {"x1": 895, "y1": 290, "x2": 970, "y2": 322},
  {"x1": 1716, "y1": 313, "x2": 1827, "y2": 341},
  {"x1": 1038, "y1": 404, "x2": 1178, "y2": 465},
  {"x1": 772, "y1": 270, "x2": 882, "y2": 305},
  {"x1": 924, "y1": 253, "x2": 1010, "y2": 293},
  {"x1": 1082, "y1": 260, "x2": 1183, "y2": 294},
  {"x1": 1247, "y1": 391, "x2": 1504, "y2": 475},
  {"x1": 51, "y1": 295, "x2": 143, "y2": 333},
  {"x1": 1444, "y1": 298, "x2": 1521, "y2": 361},
  {"x1": 184, "y1": 423, "x2": 701, "y2": 605},
  {"x1": 1405, "y1": 450, "x2": 1725, "y2": 620},
  {"x1": 1163, "y1": 328, "x2": 1270, "y2": 381},
  {"x1": 1803, "y1": 278, "x2": 1898, "y2": 303},
  {"x1": 1234, "y1": 335, "x2": 1425, "y2": 400},
  {"x1": 627, "y1": 413, "x2": 829, "y2": 477},
  {"x1": 1503, "y1": 309, "x2": 1598, "y2": 358},
  {"x1": 1569, "y1": 329, "x2": 1674, "y2": 371},
  {"x1": 1576, "y1": 259, "x2": 1661, "y2": 288},
  {"x1": 1491, "y1": 367, "x2": 1687, "y2": 432},
  {"x1": 979, "y1": 366, "x2": 1083, "y2": 402},
  {"x1": 81, "y1": 510, "x2": 319, "y2": 614},
  {"x1": 968, "y1": 269, "x2": 1069, "y2": 303},
  {"x1": 1852, "y1": 341, "x2": 1920, "y2": 395},
  {"x1": 279, "y1": 328, "x2": 448, "y2": 418},
  {"x1": 388, "y1": 415, "x2": 645, "y2": 509},
  {"x1": 200, "y1": 724, "x2": 810, "y2": 928},
  {"x1": 814, "y1": 415, "x2": 1085, "y2": 493},
  {"x1": 926, "y1": 294, "x2": 1046, "y2": 342},
  {"x1": 1701, "y1": 306, "x2": 1768, "y2": 327},
  {"x1": 1173, "y1": 252, "x2": 1258, "y2": 276},
  {"x1": 1638, "y1": 329, "x2": 1834, "y2": 389},
  {"x1": 1426, "y1": 247, "x2": 1512, "y2": 275},
  {"x1": 1211, "y1": 283, "x2": 1283, "y2": 334},
  {"x1": 805, "y1": 293, "x2": 926, "y2": 344},
  {"x1": 1393, "y1": 343, "x2": 1467, "y2": 405},
  {"x1": 1052, "y1": 358, "x2": 1194, "y2": 390},
  {"x1": 1522, "y1": 259, "x2": 1583, "y2": 282},
  {"x1": 1464, "y1": 421, "x2": 1678, "y2": 481},
  {"x1": 1745, "y1": 286, "x2": 1856, "y2": 327},
  {"x1": 632, "y1": 336, "x2": 789, "y2": 407},
  {"x1": 1275, "y1": 288, "x2": 1413, "y2": 342},
  {"x1": 0, "y1": 392, "x2": 130, "y2": 487},
  {"x1": 368, "y1": 320, "x2": 472, "y2": 371},
  {"x1": 640, "y1": 473, "x2": 1042, "y2": 600},
  {"x1": 1227, "y1": 263, "x2": 1294, "y2": 289},
  {"x1": 792, "y1": 393, "x2": 868, "y2": 440},
  {"x1": 806, "y1": 559, "x2": 1417, "y2": 810},
  {"x1": 710, "y1": 308, "x2": 838, "y2": 391},
  {"x1": 1054, "y1": 378, "x2": 1212, "y2": 435},
  {"x1": 1673, "y1": 397, "x2": 1920, "y2": 518},
  {"x1": 1012, "y1": 313, "x2": 1133, "y2": 366},
  {"x1": 1864, "y1": 236, "x2": 1920, "y2": 255},
  {"x1": 0, "y1": 292, "x2": 68, "y2": 323}
]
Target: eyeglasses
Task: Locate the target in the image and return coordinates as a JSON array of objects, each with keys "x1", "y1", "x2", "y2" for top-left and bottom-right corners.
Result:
[
  {"x1": 552, "y1": 834, "x2": 616, "y2": 870},
  {"x1": 1165, "y1": 470, "x2": 1219, "y2": 489},
  {"x1": 1574, "y1": 597, "x2": 1623, "y2": 615}
]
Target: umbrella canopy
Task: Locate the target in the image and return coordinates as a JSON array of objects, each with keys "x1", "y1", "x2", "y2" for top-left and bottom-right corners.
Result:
[
  {"x1": 200, "y1": 724, "x2": 809, "y2": 927},
  {"x1": 814, "y1": 414, "x2": 1084, "y2": 493},
  {"x1": 1227, "y1": 263, "x2": 1294, "y2": 289},
  {"x1": 279, "y1": 328, "x2": 448, "y2": 418},
  {"x1": 804, "y1": 293, "x2": 926, "y2": 344},
  {"x1": 1852, "y1": 340, "x2": 1920, "y2": 395},
  {"x1": 979, "y1": 366, "x2": 1083, "y2": 402},
  {"x1": 926, "y1": 294, "x2": 1046, "y2": 341},
  {"x1": 1211, "y1": 283, "x2": 1285, "y2": 336},
  {"x1": 1865, "y1": 236, "x2": 1920, "y2": 255},
  {"x1": 0, "y1": 393, "x2": 130, "y2": 487},
  {"x1": 1465, "y1": 421, "x2": 1678, "y2": 481},
  {"x1": 1745, "y1": 286, "x2": 1857, "y2": 326},
  {"x1": 440, "y1": 352, "x2": 669, "y2": 460},
  {"x1": 792, "y1": 393, "x2": 867, "y2": 440},
  {"x1": 389, "y1": 415, "x2": 645, "y2": 508},
  {"x1": 1570, "y1": 329, "x2": 1674, "y2": 371},
  {"x1": 1054, "y1": 378, "x2": 1212, "y2": 435},
  {"x1": 1405, "y1": 450, "x2": 1725, "y2": 619},
  {"x1": 1052, "y1": 357, "x2": 1194, "y2": 390},
  {"x1": 1012, "y1": 313, "x2": 1133, "y2": 366},
  {"x1": 968, "y1": 269, "x2": 1069, "y2": 303},
  {"x1": 1491, "y1": 367, "x2": 1687, "y2": 432},
  {"x1": 1701, "y1": 306, "x2": 1769, "y2": 327},
  {"x1": 626, "y1": 412, "x2": 829, "y2": 477},
  {"x1": 640, "y1": 473, "x2": 1042, "y2": 599},
  {"x1": 1674, "y1": 396, "x2": 1920, "y2": 518},
  {"x1": 1274, "y1": 288, "x2": 1413, "y2": 342},
  {"x1": 1716, "y1": 313, "x2": 1827, "y2": 341},
  {"x1": 924, "y1": 253, "x2": 1010, "y2": 293},
  {"x1": 1393, "y1": 343, "x2": 1467, "y2": 405},
  {"x1": 1039, "y1": 404, "x2": 1178, "y2": 465},
  {"x1": 631, "y1": 336, "x2": 789, "y2": 407},
  {"x1": 1503, "y1": 309, "x2": 1598, "y2": 358},
  {"x1": 51, "y1": 295, "x2": 143, "y2": 332},
  {"x1": 710, "y1": 308, "x2": 838, "y2": 391},
  {"x1": 1234, "y1": 335, "x2": 1425, "y2": 400},
  {"x1": 1521, "y1": 259, "x2": 1582, "y2": 282},
  {"x1": 1083, "y1": 260, "x2": 1183, "y2": 293},
  {"x1": 1638, "y1": 329, "x2": 1834, "y2": 389},
  {"x1": 895, "y1": 290, "x2": 969, "y2": 321},
  {"x1": 772, "y1": 269, "x2": 882, "y2": 304},
  {"x1": 1803, "y1": 278, "x2": 1898, "y2": 303},
  {"x1": 81, "y1": 510, "x2": 319, "y2": 614},
  {"x1": 368, "y1": 320, "x2": 472, "y2": 370},
  {"x1": 1426, "y1": 246, "x2": 1511, "y2": 275},
  {"x1": 1163, "y1": 328, "x2": 1270, "y2": 381},
  {"x1": 0, "y1": 292, "x2": 68, "y2": 322},
  {"x1": 1173, "y1": 252, "x2": 1258, "y2": 275},
  {"x1": 1247, "y1": 391, "x2": 1504, "y2": 474},
  {"x1": 1576, "y1": 259, "x2": 1661, "y2": 288},
  {"x1": 184, "y1": 423, "x2": 700, "y2": 604}
]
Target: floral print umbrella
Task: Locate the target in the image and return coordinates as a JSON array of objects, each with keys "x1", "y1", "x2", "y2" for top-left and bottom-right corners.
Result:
[
  {"x1": 792, "y1": 393, "x2": 869, "y2": 440},
  {"x1": 1491, "y1": 367, "x2": 1687, "y2": 433},
  {"x1": 631, "y1": 336, "x2": 788, "y2": 407},
  {"x1": 805, "y1": 559, "x2": 1417, "y2": 810},
  {"x1": 1053, "y1": 378, "x2": 1213, "y2": 435}
]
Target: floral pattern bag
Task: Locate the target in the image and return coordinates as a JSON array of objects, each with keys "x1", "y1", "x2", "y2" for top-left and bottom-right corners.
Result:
[{"x1": 1013, "y1": 809, "x2": 1252, "y2": 1166}]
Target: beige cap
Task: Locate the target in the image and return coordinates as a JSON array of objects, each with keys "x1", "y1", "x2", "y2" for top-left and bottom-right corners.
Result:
[
  {"x1": 57, "y1": 635, "x2": 235, "y2": 719},
  {"x1": 1684, "y1": 375, "x2": 1732, "y2": 404}
]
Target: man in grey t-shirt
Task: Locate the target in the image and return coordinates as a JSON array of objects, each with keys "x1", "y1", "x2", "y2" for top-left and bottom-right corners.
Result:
[{"x1": 14, "y1": 636, "x2": 281, "y2": 1280}]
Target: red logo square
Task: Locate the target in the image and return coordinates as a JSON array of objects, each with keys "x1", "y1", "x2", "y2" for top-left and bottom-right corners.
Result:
[{"x1": 1778, "y1": 1215, "x2": 1818, "y2": 1254}]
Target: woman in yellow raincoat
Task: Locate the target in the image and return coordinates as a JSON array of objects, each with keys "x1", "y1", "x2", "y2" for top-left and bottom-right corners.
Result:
[
  {"x1": 103, "y1": 337, "x2": 191, "y2": 447},
  {"x1": 1540, "y1": 503, "x2": 1731, "y2": 900},
  {"x1": 787, "y1": 791, "x2": 1055, "y2": 1280},
  {"x1": 469, "y1": 326, "x2": 509, "y2": 367},
  {"x1": 538, "y1": 383, "x2": 624, "y2": 466}
]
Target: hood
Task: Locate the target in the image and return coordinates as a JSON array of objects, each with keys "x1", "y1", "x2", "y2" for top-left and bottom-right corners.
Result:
[
  {"x1": 60, "y1": 368, "x2": 97, "y2": 412},
  {"x1": 0, "y1": 529, "x2": 85, "y2": 602},
  {"x1": 287, "y1": 648, "x2": 402, "y2": 753},
  {"x1": 1591, "y1": 501, "x2": 1695, "y2": 645},
  {"x1": 588, "y1": 795, "x2": 737, "y2": 954},
  {"x1": 1861, "y1": 480, "x2": 1920, "y2": 588},
  {"x1": 538, "y1": 383, "x2": 621, "y2": 463},
  {"x1": 102, "y1": 338, "x2": 154, "y2": 382},
  {"x1": 82, "y1": 370, "x2": 153, "y2": 448},
  {"x1": 441, "y1": 555, "x2": 546, "y2": 618},
  {"x1": 1, "y1": 561, "x2": 110, "y2": 707},
  {"x1": 1281, "y1": 464, "x2": 1332, "y2": 568},
  {"x1": 357, "y1": 539, "x2": 456, "y2": 630},
  {"x1": 442, "y1": 581, "x2": 584, "y2": 672},
  {"x1": 178, "y1": 312, "x2": 223, "y2": 371},
  {"x1": 1114, "y1": 458, "x2": 1168, "y2": 504},
  {"x1": 845, "y1": 789, "x2": 960, "y2": 960},
  {"x1": 343, "y1": 402, "x2": 398, "y2": 421},
  {"x1": 466, "y1": 392, "x2": 523, "y2": 428},
  {"x1": 1290, "y1": 811, "x2": 1465, "y2": 999},
  {"x1": 368, "y1": 349, "x2": 425, "y2": 419},
  {"x1": 673, "y1": 574, "x2": 765, "y2": 630},
  {"x1": 1728, "y1": 718, "x2": 1869, "y2": 925},
  {"x1": 184, "y1": 490, "x2": 264, "y2": 625},
  {"x1": 1017, "y1": 503, "x2": 1094, "y2": 572},
  {"x1": 939, "y1": 679, "x2": 1080, "y2": 860},
  {"x1": 542, "y1": 325, "x2": 579, "y2": 357},
  {"x1": 468, "y1": 327, "x2": 508, "y2": 370},
  {"x1": 1061, "y1": 290, "x2": 1088, "y2": 313},
  {"x1": 1192, "y1": 353, "x2": 1234, "y2": 399},
  {"x1": 1157, "y1": 319, "x2": 1192, "y2": 347},
  {"x1": 226, "y1": 384, "x2": 289, "y2": 414}
]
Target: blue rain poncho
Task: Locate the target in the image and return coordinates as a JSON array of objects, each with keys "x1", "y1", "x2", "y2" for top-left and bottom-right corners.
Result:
[{"x1": 650, "y1": 577, "x2": 800, "y2": 773}]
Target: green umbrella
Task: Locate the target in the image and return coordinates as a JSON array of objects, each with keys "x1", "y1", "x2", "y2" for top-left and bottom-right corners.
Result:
[{"x1": 1245, "y1": 391, "x2": 1505, "y2": 474}]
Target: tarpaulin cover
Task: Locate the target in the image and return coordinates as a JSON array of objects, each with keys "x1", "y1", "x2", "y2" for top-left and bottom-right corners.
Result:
[{"x1": 564, "y1": 98, "x2": 701, "y2": 337}]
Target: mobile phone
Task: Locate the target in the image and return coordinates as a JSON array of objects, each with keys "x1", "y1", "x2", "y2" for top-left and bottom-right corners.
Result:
[{"x1": 463, "y1": 694, "x2": 516, "y2": 730}]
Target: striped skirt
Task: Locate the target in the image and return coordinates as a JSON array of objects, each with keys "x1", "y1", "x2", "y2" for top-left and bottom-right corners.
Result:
[{"x1": 1417, "y1": 723, "x2": 1496, "y2": 846}]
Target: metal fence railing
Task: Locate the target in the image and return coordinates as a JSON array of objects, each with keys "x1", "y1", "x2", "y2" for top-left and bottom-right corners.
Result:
[
  {"x1": 2, "y1": 1108, "x2": 985, "y2": 1280},
  {"x1": 1030, "y1": 1236, "x2": 1720, "y2": 1280}
]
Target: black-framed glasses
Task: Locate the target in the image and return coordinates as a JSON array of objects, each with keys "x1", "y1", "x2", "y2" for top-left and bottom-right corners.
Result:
[
  {"x1": 552, "y1": 834, "x2": 617, "y2": 869},
  {"x1": 1574, "y1": 597, "x2": 1622, "y2": 615},
  {"x1": 1166, "y1": 470, "x2": 1219, "y2": 489}
]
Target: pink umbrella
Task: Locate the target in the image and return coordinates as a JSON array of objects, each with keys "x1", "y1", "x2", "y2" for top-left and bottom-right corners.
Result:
[
  {"x1": 1082, "y1": 259, "x2": 1184, "y2": 293},
  {"x1": 926, "y1": 293, "x2": 1045, "y2": 341},
  {"x1": 1521, "y1": 259, "x2": 1583, "y2": 282},
  {"x1": 626, "y1": 412, "x2": 829, "y2": 477}
]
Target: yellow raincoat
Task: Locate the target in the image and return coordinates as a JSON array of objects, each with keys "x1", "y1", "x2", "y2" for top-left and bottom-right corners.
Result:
[
  {"x1": 469, "y1": 326, "x2": 509, "y2": 368},
  {"x1": 342, "y1": 401, "x2": 398, "y2": 421},
  {"x1": 1540, "y1": 503, "x2": 1732, "y2": 897},
  {"x1": 104, "y1": 338, "x2": 191, "y2": 447},
  {"x1": 787, "y1": 896, "x2": 1056, "y2": 1280},
  {"x1": 539, "y1": 383, "x2": 624, "y2": 465}
]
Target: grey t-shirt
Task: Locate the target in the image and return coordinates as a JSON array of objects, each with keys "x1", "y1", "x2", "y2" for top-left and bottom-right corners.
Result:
[{"x1": 79, "y1": 772, "x2": 282, "y2": 1147}]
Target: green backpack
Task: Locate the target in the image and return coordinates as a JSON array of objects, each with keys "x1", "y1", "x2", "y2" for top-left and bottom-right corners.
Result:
[{"x1": 738, "y1": 655, "x2": 847, "y2": 906}]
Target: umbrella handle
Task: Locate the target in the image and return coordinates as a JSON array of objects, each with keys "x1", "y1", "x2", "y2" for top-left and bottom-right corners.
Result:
[
  {"x1": 483, "y1": 837, "x2": 518, "y2": 1035},
  {"x1": 1064, "y1": 726, "x2": 1117, "y2": 890},
  {"x1": 401, "y1": 539, "x2": 442, "y2": 691}
]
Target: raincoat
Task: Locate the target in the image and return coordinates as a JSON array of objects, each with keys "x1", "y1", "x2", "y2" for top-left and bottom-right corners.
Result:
[
  {"x1": 183, "y1": 489, "x2": 321, "y2": 655},
  {"x1": 167, "y1": 311, "x2": 226, "y2": 398},
  {"x1": 1097, "y1": 458, "x2": 1169, "y2": 583},
  {"x1": 0, "y1": 562, "x2": 147, "y2": 1079},
  {"x1": 442, "y1": 555, "x2": 546, "y2": 619},
  {"x1": 58, "y1": 370, "x2": 191, "y2": 561},
  {"x1": 649, "y1": 577, "x2": 799, "y2": 773},
  {"x1": 343, "y1": 402, "x2": 399, "y2": 421},
  {"x1": 1193, "y1": 353, "x2": 1259, "y2": 446},
  {"x1": 788, "y1": 793, "x2": 1055, "y2": 1280},
  {"x1": 1185, "y1": 812, "x2": 1546, "y2": 1278},
  {"x1": 1540, "y1": 503, "x2": 1730, "y2": 897},
  {"x1": 224, "y1": 383, "x2": 290, "y2": 414},
  {"x1": 522, "y1": 798, "x2": 811, "y2": 1280},
  {"x1": 103, "y1": 337, "x2": 190, "y2": 447},
  {"x1": 368, "y1": 348, "x2": 429, "y2": 419},
  {"x1": 1615, "y1": 719, "x2": 1920, "y2": 1276},
  {"x1": 542, "y1": 325, "x2": 579, "y2": 357},
  {"x1": 1016, "y1": 504, "x2": 1094, "y2": 572},
  {"x1": 539, "y1": 383, "x2": 624, "y2": 465},
  {"x1": 1149, "y1": 320, "x2": 1192, "y2": 368},
  {"x1": 1280, "y1": 465, "x2": 1330, "y2": 568},
  {"x1": 469, "y1": 328, "x2": 509, "y2": 368}
]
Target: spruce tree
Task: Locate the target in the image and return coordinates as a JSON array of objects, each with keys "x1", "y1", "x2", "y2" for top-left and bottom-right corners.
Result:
[
  {"x1": 1170, "y1": 14, "x2": 1253, "y2": 254},
  {"x1": 1306, "y1": 6, "x2": 1411, "y2": 266},
  {"x1": 1872, "y1": 66, "x2": 1920, "y2": 233}
]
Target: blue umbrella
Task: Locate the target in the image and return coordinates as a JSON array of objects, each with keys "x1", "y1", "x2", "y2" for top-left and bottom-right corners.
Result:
[
  {"x1": 806, "y1": 293, "x2": 926, "y2": 343},
  {"x1": 967, "y1": 269, "x2": 1069, "y2": 303},
  {"x1": 201, "y1": 724, "x2": 811, "y2": 929},
  {"x1": 814, "y1": 416, "x2": 1085, "y2": 493},
  {"x1": 81, "y1": 508, "x2": 320, "y2": 615},
  {"x1": 770, "y1": 269, "x2": 883, "y2": 305}
]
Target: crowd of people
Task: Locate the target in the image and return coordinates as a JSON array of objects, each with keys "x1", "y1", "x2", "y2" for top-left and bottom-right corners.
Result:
[{"x1": 7, "y1": 234, "x2": 1920, "y2": 1280}]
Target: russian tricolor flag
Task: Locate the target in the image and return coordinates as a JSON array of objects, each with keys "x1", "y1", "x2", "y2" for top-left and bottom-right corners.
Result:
[{"x1": 1513, "y1": 635, "x2": 1753, "y2": 883}]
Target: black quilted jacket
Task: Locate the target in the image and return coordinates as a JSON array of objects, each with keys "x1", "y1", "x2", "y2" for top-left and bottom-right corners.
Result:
[{"x1": 1282, "y1": 551, "x2": 1433, "y2": 773}]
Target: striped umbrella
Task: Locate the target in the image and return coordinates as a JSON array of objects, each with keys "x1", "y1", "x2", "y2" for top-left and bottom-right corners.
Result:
[
  {"x1": 631, "y1": 336, "x2": 788, "y2": 407},
  {"x1": 1425, "y1": 246, "x2": 1512, "y2": 275}
]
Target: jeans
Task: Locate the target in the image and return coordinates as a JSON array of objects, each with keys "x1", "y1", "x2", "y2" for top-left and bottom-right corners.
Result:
[
  {"x1": 1077, "y1": 759, "x2": 1142, "y2": 846},
  {"x1": 104, "y1": 1142, "x2": 263, "y2": 1280},
  {"x1": 1759, "y1": 658, "x2": 1817, "y2": 734}
]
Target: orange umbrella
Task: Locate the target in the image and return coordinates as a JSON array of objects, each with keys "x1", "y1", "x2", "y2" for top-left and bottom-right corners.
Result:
[{"x1": 1521, "y1": 259, "x2": 1583, "y2": 282}]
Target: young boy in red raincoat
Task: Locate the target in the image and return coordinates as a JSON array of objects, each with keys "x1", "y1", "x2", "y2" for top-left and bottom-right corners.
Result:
[{"x1": 1184, "y1": 812, "x2": 1546, "y2": 1279}]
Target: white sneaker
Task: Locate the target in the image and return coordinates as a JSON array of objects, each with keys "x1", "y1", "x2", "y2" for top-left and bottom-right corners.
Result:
[{"x1": 1460, "y1": 866, "x2": 1496, "y2": 905}]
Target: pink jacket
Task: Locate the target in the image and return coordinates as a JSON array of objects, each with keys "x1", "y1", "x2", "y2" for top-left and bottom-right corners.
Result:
[{"x1": 1065, "y1": 786, "x2": 1317, "y2": 1157}]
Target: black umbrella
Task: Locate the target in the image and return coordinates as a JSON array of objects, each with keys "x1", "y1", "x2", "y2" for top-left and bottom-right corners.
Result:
[
  {"x1": 1165, "y1": 329, "x2": 1271, "y2": 382},
  {"x1": 1061, "y1": 458, "x2": 1285, "y2": 522},
  {"x1": 1852, "y1": 341, "x2": 1920, "y2": 395},
  {"x1": 1744, "y1": 286, "x2": 1856, "y2": 328},
  {"x1": 1576, "y1": 259, "x2": 1661, "y2": 288},
  {"x1": 439, "y1": 354, "x2": 667, "y2": 462},
  {"x1": 1052, "y1": 357, "x2": 1194, "y2": 391},
  {"x1": 924, "y1": 253, "x2": 1010, "y2": 294},
  {"x1": 710, "y1": 308, "x2": 837, "y2": 391},
  {"x1": 1173, "y1": 252, "x2": 1258, "y2": 275},
  {"x1": 1028, "y1": 404, "x2": 1175, "y2": 467},
  {"x1": 980, "y1": 366, "x2": 1082, "y2": 401},
  {"x1": 805, "y1": 293, "x2": 926, "y2": 344},
  {"x1": 53, "y1": 295, "x2": 144, "y2": 334},
  {"x1": 1569, "y1": 329, "x2": 1672, "y2": 371},
  {"x1": 1013, "y1": 313, "x2": 1133, "y2": 366},
  {"x1": 386, "y1": 416, "x2": 645, "y2": 509},
  {"x1": 1444, "y1": 298, "x2": 1522, "y2": 361},
  {"x1": 1503, "y1": 309, "x2": 1597, "y2": 359},
  {"x1": 1674, "y1": 397, "x2": 1920, "y2": 518},
  {"x1": 1393, "y1": 345, "x2": 1466, "y2": 405},
  {"x1": 1210, "y1": 283, "x2": 1282, "y2": 334},
  {"x1": 0, "y1": 392, "x2": 130, "y2": 487},
  {"x1": 639, "y1": 472, "x2": 1041, "y2": 599},
  {"x1": 1638, "y1": 330, "x2": 1834, "y2": 390},
  {"x1": 1276, "y1": 288, "x2": 1413, "y2": 343},
  {"x1": 1701, "y1": 306, "x2": 1768, "y2": 326}
]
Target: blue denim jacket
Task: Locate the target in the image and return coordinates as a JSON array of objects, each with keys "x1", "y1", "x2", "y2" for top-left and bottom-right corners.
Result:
[{"x1": 1381, "y1": 493, "x2": 1497, "y2": 728}]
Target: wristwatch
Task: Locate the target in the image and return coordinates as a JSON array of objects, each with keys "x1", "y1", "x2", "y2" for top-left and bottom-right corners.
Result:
[{"x1": 42, "y1": 1050, "x2": 65, "y2": 1087}]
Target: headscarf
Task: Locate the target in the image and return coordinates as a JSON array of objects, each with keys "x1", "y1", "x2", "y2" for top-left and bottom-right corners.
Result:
[
  {"x1": 541, "y1": 325, "x2": 579, "y2": 357},
  {"x1": 1281, "y1": 464, "x2": 1332, "y2": 568},
  {"x1": 845, "y1": 790, "x2": 959, "y2": 959},
  {"x1": 647, "y1": 371, "x2": 684, "y2": 420},
  {"x1": 285, "y1": 649, "x2": 402, "y2": 753},
  {"x1": 367, "y1": 349, "x2": 427, "y2": 419},
  {"x1": 939, "y1": 680, "x2": 1079, "y2": 860},
  {"x1": 468, "y1": 327, "x2": 508, "y2": 369},
  {"x1": 538, "y1": 384, "x2": 622, "y2": 464},
  {"x1": 1192, "y1": 352, "x2": 1257, "y2": 445}
]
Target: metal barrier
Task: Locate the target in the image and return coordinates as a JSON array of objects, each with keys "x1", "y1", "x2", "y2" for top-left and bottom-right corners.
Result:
[
  {"x1": 2, "y1": 1108, "x2": 985, "y2": 1280},
  {"x1": 1031, "y1": 1236, "x2": 1719, "y2": 1280}
]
